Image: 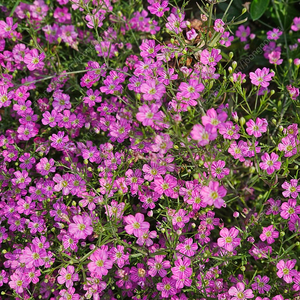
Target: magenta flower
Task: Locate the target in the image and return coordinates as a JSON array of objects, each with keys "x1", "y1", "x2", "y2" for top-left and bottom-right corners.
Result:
[
  {"x1": 276, "y1": 259, "x2": 297, "y2": 283},
  {"x1": 87, "y1": 249, "x2": 113, "y2": 279},
  {"x1": 157, "y1": 277, "x2": 177, "y2": 298},
  {"x1": 200, "y1": 48, "x2": 222, "y2": 66},
  {"x1": 246, "y1": 118, "x2": 268, "y2": 138},
  {"x1": 147, "y1": 255, "x2": 171, "y2": 278},
  {"x1": 123, "y1": 213, "x2": 150, "y2": 237},
  {"x1": 142, "y1": 161, "x2": 166, "y2": 181},
  {"x1": 130, "y1": 263, "x2": 148, "y2": 283},
  {"x1": 36, "y1": 157, "x2": 56, "y2": 176},
  {"x1": 178, "y1": 79, "x2": 204, "y2": 99},
  {"x1": 236, "y1": 25, "x2": 251, "y2": 42},
  {"x1": 57, "y1": 266, "x2": 79, "y2": 288},
  {"x1": 214, "y1": 19, "x2": 225, "y2": 33},
  {"x1": 202, "y1": 107, "x2": 228, "y2": 128},
  {"x1": 153, "y1": 174, "x2": 178, "y2": 198},
  {"x1": 171, "y1": 257, "x2": 192, "y2": 280},
  {"x1": 267, "y1": 28, "x2": 282, "y2": 40},
  {"x1": 259, "y1": 152, "x2": 281, "y2": 175},
  {"x1": 219, "y1": 121, "x2": 240, "y2": 140},
  {"x1": 12, "y1": 170, "x2": 31, "y2": 189},
  {"x1": 176, "y1": 238, "x2": 198, "y2": 257},
  {"x1": 249, "y1": 68, "x2": 274, "y2": 88},
  {"x1": 0, "y1": 17, "x2": 18, "y2": 38},
  {"x1": 140, "y1": 79, "x2": 166, "y2": 101},
  {"x1": 251, "y1": 275, "x2": 271, "y2": 294},
  {"x1": 259, "y1": 225, "x2": 279, "y2": 244},
  {"x1": 220, "y1": 31, "x2": 234, "y2": 47},
  {"x1": 280, "y1": 199, "x2": 300, "y2": 221},
  {"x1": 50, "y1": 131, "x2": 69, "y2": 150},
  {"x1": 228, "y1": 282, "x2": 254, "y2": 300},
  {"x1": 200, "y1": 181, "x2": 227, "y2": 208},
  {"x1": 190, "y1": 124, "x2": 217, "y2": 146},
  {"x1": 148, "y1": 1, "x2": 169, "y2": 17},
  {"x1": 291, "y1": 17, "x2": 300, "y2": 31},
  {"x1": 136, "y1": 104, "x2": 163, "y2": 127},
  {"x1": 172, "y1": 209, "x2": 190, "y2": 229},
  {"x1": 281, "y1": 179, "x2": 300, "y2": 198},
  {"x1": 68, "y1": 215, "x2": 93, "y2": 240},
  {"x1": 24, "y1": 49, "x2": 45, "y2": 71},
  {"x1": 217, "y1": 227, "x2": 241, "y2": 252},
  {"x1": 140, "y1": 39, "x2": 161, "y2": 58},
  {"x1": 210, "y1": 160, "x2": 230, "y2": 179}
]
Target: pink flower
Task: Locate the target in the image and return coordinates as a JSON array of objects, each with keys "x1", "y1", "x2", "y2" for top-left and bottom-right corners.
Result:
[
  {"x1": 229, "y1": 282, "x2": 254, "y2": 300},
  {"x1": 236, "y1": 25, "x2": 251, "y2": 42},
  {"x1": 68, "y1": 215, "x2": 93, "y2": 240},
  {"x1": 140, "y1": 39, "x2": 161, "y2": 58},
  {"x1": 220, "y1": 32, "x2": 234, "y2": 47},
  {"x1": 251, "y1": 275, "x2": 271, "y2": 294},
  {"x1": 50, "y1": 131, "x2": 69, "y2": 150},
  {"x1": 136, "y1": 104, "x2": 163, "y2": 127},
  {"x1": 246, "y1": 118, "x2": 268, "y2": 138},
  {"x1": 57, "y1": 266, "x2": 79, "y2": 288},
  {"x1": 210, "y1": 160, "x2": 230, "y2": 179},
  {"x1": 214, "y1": 19, "x2": 225, "y2": 33},
  {"x1": 217, "y1": 227, "x2": 241, "y2": 252},
  {"x1": 140, "y1": 79, "x2": 166, "y2": 101},
  {"x1": 153, "y1": 174, "x2": 178, "y2": 198},
  {"x1": 0, "y1": 17, "x2": 18, "y2": 39},
  {"x1": 281, "y1": 179, "x2": 300, "y2": 199},
  {"x1": 219, "y1": 121, "x2": 240, "y2": 140},
  {"x1": 172, "y1": 209, "x2": 190, "y2": 229},
  {"x1": 24, "y1": 49, "x2": 45, "y2": 71},
  {"x1": 171, "y1": 257, "x2": 192, "y2": 280},
  {"x1": 249, "y1": 68, "x2": 274, "y2": 88},
  {"x1": 186, "y1": 28, "x2": 198, "y2": 40},
  {"x1": 190, "y1": 124, "x2": 217, "y2": 146},
  {"x1": 200, "y1": 48, "x2": 222, "y2": 66},
  {"x1": 268, "y1": 51, "x2": 283, "y2": 65},
  {"x1": 259, "y1": 225, "x2": 279, "y2": 244},
  {"x1": 280, "y1": 199, "x2": 300, "y2": 221},
  {"x1": 178, "y1": 79, "x2": 204, "y2": 99},
  {"x1": 87, "y1": 249, "x2": 113, "y2": 279},
  {"x1": 278, "y1": 136, "x2": 298, "y2": 157},
  {"x1": 202, "y1": 108, "x2": 228, "y2": 129},
  {"x1": 147, "y1": 255, "x2": 171, "y2": 278},
  {"x1": 143, "y1": 161, "x2": 166, "y2": 181},
  {"x1": 148, "y1": 1, "x2": 169, "y2": 17},
  {"x1": 157, "y1": 277, "x2": 177, "y2": 298},
  {"x1": 291, "y1": 17, "x2": 300, "y2": 31},
  {"x1": 259, "y1": 152, "x2": 281, "y2": 175},
  {"x1": 286, "y1": 84, "x2": 299, "y2": 100},
  {"x1": 200, "y1": 181, "x2": 227, "y2": 208},
  {"x1": 267, "y1": 28, "x2": 282, "y2": 40},
  {"x1": 276, "y1": 259, "x2": 297, "y2": 283},
  {"x1": 123, "y1": 213, "x2": 150, "y2": 237}
]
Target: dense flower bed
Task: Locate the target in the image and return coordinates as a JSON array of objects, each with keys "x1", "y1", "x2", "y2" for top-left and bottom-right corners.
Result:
[{"x1": 0, "y1": 0, "x2": 300, "y2": 299}]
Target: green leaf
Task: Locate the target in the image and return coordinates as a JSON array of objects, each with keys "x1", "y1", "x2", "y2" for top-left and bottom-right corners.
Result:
[{"x1": 250, "y1": 0, "x2": 270, "y2": 21}]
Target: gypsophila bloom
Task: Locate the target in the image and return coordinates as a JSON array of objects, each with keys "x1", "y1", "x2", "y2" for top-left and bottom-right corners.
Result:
[
  {"x1": 276, "y1": 259, "x2": 297, "y2": 283},
  {"x1": 260, "y1": 225, "x2": 279, "y2": 244},
  {"x1": 281, "y1": 179, "x2": 300, "y2": 199},
  {"x1": 217, "y1": 227, "x2": 241, "y2": 252},
  {"x1": 228, "y1": 282, "x2": 254, "y2": 300},
  {"x1": 259, "y1": 152, "x2": 281, "y2": 175}
]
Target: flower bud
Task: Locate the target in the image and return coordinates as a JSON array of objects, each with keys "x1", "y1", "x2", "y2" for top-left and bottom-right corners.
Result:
[
  {"x1": 239, "y1": 117, "x2": 246, "y2": 126},
  {"x1": 242, "y1": 7, "x2": 247, "y2": 14},
  {"x1": 229, "y1": 52, "x2": 234, "y2": 59}
]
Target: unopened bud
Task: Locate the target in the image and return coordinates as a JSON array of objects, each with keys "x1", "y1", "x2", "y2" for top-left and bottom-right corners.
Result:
[{"x1": 239, "y1": 117, "x2": 246, "y2": 126}]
